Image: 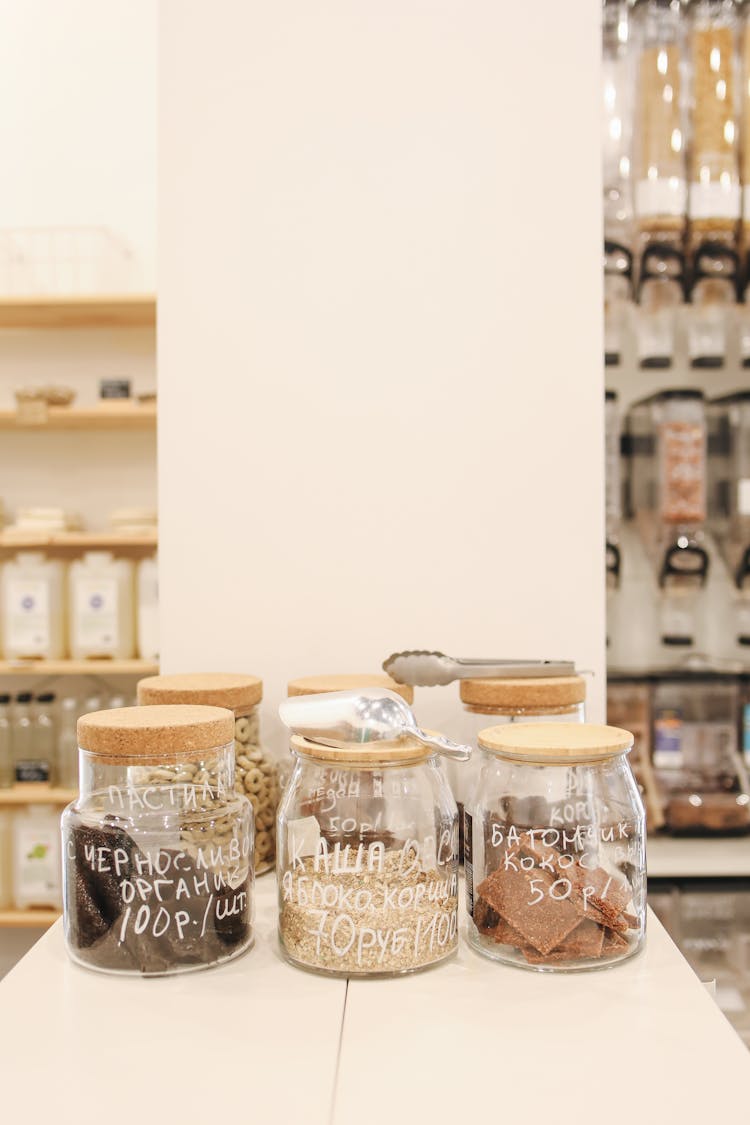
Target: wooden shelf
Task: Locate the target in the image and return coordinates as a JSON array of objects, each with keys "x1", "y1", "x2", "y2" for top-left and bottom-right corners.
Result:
[
  {"x1": 0, "y1": 909, "x2": 60, "y2": 929},
  {"x1": 0, "y1": 785, "x2": 76, "y2": 807},
  {"x1": 0, "y1": 293, "x2": 156, "y2": 329},
  {"x1": 0, "y1": 531, "x2": 157, "y2": 553},
  {"x1": 0, "y1": 659, "x2": 158, "y2": 676},
  {"x1": 0, "y1": 403, "x2": 156, "y2": 431}
]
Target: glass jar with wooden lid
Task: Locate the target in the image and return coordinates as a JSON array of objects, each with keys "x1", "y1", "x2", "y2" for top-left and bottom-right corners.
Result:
[
  {"x1": 466, "y1": 722, "x2": 645, "y2": 972},
  {"x1": 287, "y1": 673, "x2": 414, "y2": 705},
  {"x1": 137, "y1": 673, "x2": 279, "y2": 875},
  {"x1": 62, "y1": 704, "x2": 254, "y2": 976},
  {"x1": 451, "y1": 675, "x2": 586, "y2": 860}
]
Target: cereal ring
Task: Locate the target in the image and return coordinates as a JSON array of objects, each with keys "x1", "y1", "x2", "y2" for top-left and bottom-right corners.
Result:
[
  {"x1": 258, "y1": 809, "x2": 275, "y2": 830},
  {"x1": 247, "y1": 793, "x2": 260, "y2": 813},
  {"x1": 256, "y1": 831, "x2": 272, "y2": 855},
  {"x1": 247, "y1": 749, "x2": 263, "y2": 764},
  {"x1": 236, "y1": 754, "x2": 252, "y2": 770},
  {"x1": 244, "y1": 767, "x2": 264, "y2": 794},
  {"x1": 234, "y1": 718, "x2": 251, "y2": 742}
]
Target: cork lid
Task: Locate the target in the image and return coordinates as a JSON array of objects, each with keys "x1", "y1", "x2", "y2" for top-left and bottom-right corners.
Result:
[
  {"x1": 290, "y1": 733, "x2": 430, "y2": 765},
  {"x1": 78, "y1": 705, "x2": 235, "y2": 761},
  {"x1": 287, "y1": 674, "x2": 414, "y2": 705},
  {"x1": 478, "y1": 722, "x2": 633, "y2": 764},
  {"x1": 137, "y1": 673, "x2": 262, "y2": 713},
  {"x1": 460, "y1": 675, "x2": 586, "y2": 710}
]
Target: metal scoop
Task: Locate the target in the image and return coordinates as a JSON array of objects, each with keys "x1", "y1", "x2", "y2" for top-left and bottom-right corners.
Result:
[{"x1": 278, "y1": 688, "x2": 471, "y2": 761}]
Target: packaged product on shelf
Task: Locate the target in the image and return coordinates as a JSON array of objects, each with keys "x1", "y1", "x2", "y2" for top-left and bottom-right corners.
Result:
[
  {"x1": 62, "y1": 705, "x2": 254, "y2": 975},
  {"x1": 12, "y1": 804, "x2": 62, "y2": 910},
  {"x1": 452, "y1": 674, "x2": 585, "y2": 862},
  {"x1": 57, "y1": 697, "x2": 79, "y2": 789},
  {"x1": 606, "y1": 679, "x2": 664, "y2": 829},
  {"x1": 0, "y1": 693, "x2": 12, "y2": 788},
  {"x1": 277, "y1": 689, "x2": 464, "y2": 976},
  {"x1": 1, "y1": 551, "x2": 66, "y2": 660},
  {"x1": 137, "y1": 674, "x2": 278, "y2": 874},
  {"x1": 652, "y1": 677, "x2": 750, "y2": 832},
  {"x1": 465, "y1": 723, "x2": 646, "y2": 971},
  {"x1": 0, "y1": 809, "x2": 12, "y2": 909},
  {"x1": 708, "y1": 392, "x2": 750, "y2": 648},
  {"x1": 12, "y1": 692, "x2": 37, "y2": 782},
  {"x1": 68, "y1": 551, "x2": 135, "y2": 660},
  {"x1": 136, "y1": 555, "x2": 159, "y2": 661}
]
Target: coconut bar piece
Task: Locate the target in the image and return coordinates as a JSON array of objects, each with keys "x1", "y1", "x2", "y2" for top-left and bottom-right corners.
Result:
[
  {"x1": 477, "y1": 862, "x2": 581, "y2": 955},
  {"x1": 602, "y1": 928, "x2": 630, "y2": 955},
  {"x1": 493, "y1": 917, "x2": 528, "y2": 948},
  {"x1": 518, "y1": 833, "x2": 631, "y2": 930},
  {"x1": 474, "y1": 896, "x2": 500, "y2": 935},
  {"x1": 523, "y1": 918, "x2": 606, "y2": 965}
]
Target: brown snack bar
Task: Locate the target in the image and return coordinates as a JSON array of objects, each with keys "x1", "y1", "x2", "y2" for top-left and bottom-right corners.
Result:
[
  {"x1": 477, "y1": 863, "x2": 581, "y2": 955},
  {"x1": 523, "y1": 919, "x2": 606, "y2": 965},
  {"x1": 474, "y1": 896, "x2": 500, "y2": 936},
  {"x1": 518, "y1": 833, "x2": 632, "y2": 929}
]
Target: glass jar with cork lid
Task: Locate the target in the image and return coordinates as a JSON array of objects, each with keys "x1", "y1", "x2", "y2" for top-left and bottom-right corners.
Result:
[
  {"x1": 62, "y1": 705, "x2": 254, "y2": 976},
  {"x1": 465, "y1": 722, "x2": 646, "y2": 972},
  {"x1": 276, "y1": 688, "x2": 464, "y2": 977},
  {"x1": 451, "y1": 675, "x2": 586, "y2": 860},
  {"x1": 137, "y1": 674, "x2": 279, "y2": 874}
]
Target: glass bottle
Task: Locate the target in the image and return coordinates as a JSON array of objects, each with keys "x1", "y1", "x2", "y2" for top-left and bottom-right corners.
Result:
[
  {"x1": 34, "y1": 692, "x2": 57, "y2": 785},
  {"x1": 0, "y1": 694, "x2": 12, "y2": 788},
  {"x1": 12, "y1": 692, "x2": 34, "y2": 783},
  {"x1": 57, "y1": 697, "x2": 79, "y2": 790}
]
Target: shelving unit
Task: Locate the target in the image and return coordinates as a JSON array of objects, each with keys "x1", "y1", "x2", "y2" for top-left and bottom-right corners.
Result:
[
  {"x1": 0, "y1": 403, "x2": 156, "y2": 431},
  {"x1": 0, "y1": 531, "x2": 157, "y2": 554},
  {"x1": 0, "y1": 293, "x2": 156, "y2": 329},
  {"x1": 0, "y1": 910, "x2": 60, "y2": 929},
  {"x1": 0, "y1": 786, "x2": 76, "y2": 807},
  {"x1": 0, "y1": 660, "x2": 158, "y2": 676}
]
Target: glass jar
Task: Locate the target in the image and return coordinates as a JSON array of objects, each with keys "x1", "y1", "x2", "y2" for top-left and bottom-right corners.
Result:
[
  {"x1": 451, "y1": 675, "x2": 585, "y2": 861},
  {"x1": 465, "y1": 723, "x2": 646, "y2": 972},
  {"x1": 137, "y1": 673, "x2": 279, "y2": 874},
  {"x1": 277, "y1": 733, "x2": 458, "y2": 976},
  {"x1": 62, "y1": 705, "x2": 254, "y2": 975},
  {"x1": 287, "y1": 673, "x2": 414, "y2": 705}
]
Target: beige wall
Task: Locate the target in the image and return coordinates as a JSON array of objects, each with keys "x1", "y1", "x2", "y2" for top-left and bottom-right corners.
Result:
[{"x1": 159, "y1": 0, "x2": 605, "y2": 748}]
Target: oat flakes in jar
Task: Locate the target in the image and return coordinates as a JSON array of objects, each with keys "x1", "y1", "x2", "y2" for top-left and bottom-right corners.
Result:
[
  {"x1": 277, "y1": 690, "x2": 462, "y2": 977},
  {"x1": 137, "y1": 674, "x2": 279, "y2": 874},
  {"x1": 466, "y1": 723, "x2": 645, "y2": 972},
  {"x1": 62, "y1": 705, "x2": 254, "y2": 976}
]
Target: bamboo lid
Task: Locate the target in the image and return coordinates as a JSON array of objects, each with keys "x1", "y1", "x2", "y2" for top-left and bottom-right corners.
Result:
[
  {"x1": 460, "y1": 675, "x2": 586, "y2": 710},
  {"x1": 78, "y1": 705, "x2": 235, "y2": 760},
  {"x1": 137, "y1": 673, "x2": 262, "y2": 712},
  {"x1": 478, "y1": 722, "x2": 633, "y2": 764},
  {"x1": 287, "y1": 673, "x2": 414, "y2": 705},
  {"x1": 290, "y1": 733, "x2": 430, "y2": 765}
]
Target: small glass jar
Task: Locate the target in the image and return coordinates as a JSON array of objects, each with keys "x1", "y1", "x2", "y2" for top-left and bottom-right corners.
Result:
[
  {"x1": 451, "y1": 675, "x2": 586, "y2": 860},
  {"x1": 465, "y1": 723, "x2": 646, "y2": 972},
  {"x1": 137, "y1": 674, "x2": 279, "y2": 874},
  {"x1": 62, "y1": 705, "x2": 254, "y2": 976},
  {"x1": 277, "y1": 732, "x2": 458, "y2": 977}
]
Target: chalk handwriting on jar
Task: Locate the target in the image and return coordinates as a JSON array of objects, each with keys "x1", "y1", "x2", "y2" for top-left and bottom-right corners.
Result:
[
  {"x1": 490, "y1": 822, "x2": 634, "y2": 849},
  {"x1": 106, "y1": 780, "x2": 229, "y2": 812}
]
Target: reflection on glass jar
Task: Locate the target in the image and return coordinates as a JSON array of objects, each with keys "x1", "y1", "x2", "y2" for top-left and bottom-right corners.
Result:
[
  {"x1": 465, "y1": 723, "x2": 646, "y2": 972},
  {"x1": 278, "y1": 734, "x2": 458, "y2": 977},
  {"x1": 62, "y1": 705, "x2": 254, "y2": 976},
  {"x1": 138, "y1": 673, "x2": 280, "y2": 873}
]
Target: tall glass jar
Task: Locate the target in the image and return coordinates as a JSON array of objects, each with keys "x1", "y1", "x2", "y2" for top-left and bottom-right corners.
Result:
[
  {"x1": 465, "y1": 723, "x2": 646, "y2": 972},
  {"x1": 62, "y1": 705, "x2": 254, "y2": 975},
  {"x1": 277, "y1": 733, "x2": 458, "y2": 977},
  {"x1": 137, "y1": 673, "x2": 279, "y2": 874},
  {"x1": 451, "y1": 675, "x2": 586, "y2": 861}
]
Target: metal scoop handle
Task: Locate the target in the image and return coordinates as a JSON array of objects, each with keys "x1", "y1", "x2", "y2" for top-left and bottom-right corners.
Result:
[{"x1": 403, "y1": 724, "x2": 471, "y2": 761}]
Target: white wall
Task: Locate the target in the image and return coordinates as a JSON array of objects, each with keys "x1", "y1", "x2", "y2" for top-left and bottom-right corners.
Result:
[{"x1": 159, "y1": 0, "x2": 605, "y2": 748}]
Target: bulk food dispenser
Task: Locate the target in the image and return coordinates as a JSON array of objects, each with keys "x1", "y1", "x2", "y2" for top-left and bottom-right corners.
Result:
[
  {"x1": 627, "y1": 390, "x2": 710, "y2": 652},
  {"x1": 632, "y1": 0, "x2": 687, "y2": 369},
  {"x1": 606, "y1": 391, "x2": 623, "y2": 656},
  {"x1": 709, "y1": 391, "x2": 750, "y2": 650}
]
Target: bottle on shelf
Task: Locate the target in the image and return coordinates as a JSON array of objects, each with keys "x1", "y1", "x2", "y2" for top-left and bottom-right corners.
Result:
[
  {"x1": 12, "y1": 692, "x2": 34, "y2": 783},
  {"x1": 57, "y1": 697, "x2": 79, "y2": 790},
  {"x1": 68, "y1": 551, "x2": 135, "y2": 660},
  {"x1": 0, "y1": 810, "x2": 12, "y2": 909},
  {"x1": 137, "y1": 554, "x2": 159, "y2": 661},
  {"x1": 1, "y1": 551, "x2": 66, "y2": 660},
  {"x1": 0, "y1": 693, "x2": 12, "y2": 788},
  {"x1": 33, "y1": 693, "x2": 57, "y2": 786},
  {"x1": 12, "y1": 804, "x2": 62, "y2": 910}
]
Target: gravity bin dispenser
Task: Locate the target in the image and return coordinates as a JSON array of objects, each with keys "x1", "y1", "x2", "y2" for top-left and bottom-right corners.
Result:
[
  {"x1": 709, "y1": 391, "x2": 750, "y2": 651},
  {"x1": 627, "y1": 389, "x2": 710, "y2": 651}
]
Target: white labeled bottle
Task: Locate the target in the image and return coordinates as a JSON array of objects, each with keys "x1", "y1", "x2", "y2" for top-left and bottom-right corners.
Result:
[
  {"x1": 137, "y1": 555, "x2": 159, "y2": 661},
  {"x1": 68, "y1": 552, "x2": 135, "y2": 660},
  {"x1": 12, "y1": 804, "x2": 62, "y2": 909},
  {"x1": 1, "y1": 552, "x2": 66, "y2": 659}
]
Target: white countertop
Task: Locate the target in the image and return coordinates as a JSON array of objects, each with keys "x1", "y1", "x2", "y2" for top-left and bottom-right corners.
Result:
[
  {"x1": 647, "y1": 835, "x2": 750, "y2": 879},
  {"x1": 1, "y1": 878, "x2": 749, "y2": 1124}
]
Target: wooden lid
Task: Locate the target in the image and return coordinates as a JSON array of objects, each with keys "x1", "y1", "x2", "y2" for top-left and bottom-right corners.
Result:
[
  {"x1": 287, "y1": 673, "x2": 414, "y2": 705},
  {"x1": 78, "y1": 705, "x2": 235, "y2": 760},
  {"x1": 137, "y1": 673, "x2": 262, "y2": 712},
  {"x1": 290, "y1": 733, "x2": 430, "y2": 765},
  {"x1": 478, "y1": 722, "x2": 633, "y2": 763},
  {"x1": 460, "y1": 675, "x2": 586, "y2": 709}
]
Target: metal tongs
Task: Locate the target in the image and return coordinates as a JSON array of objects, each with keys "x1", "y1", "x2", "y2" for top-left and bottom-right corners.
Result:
[
  {"x1": 382, "y1": 650, "x2": 576, "y2": 687},
  {"x1": 278, "y1": 688, "x2": 471, "y2": 761}
]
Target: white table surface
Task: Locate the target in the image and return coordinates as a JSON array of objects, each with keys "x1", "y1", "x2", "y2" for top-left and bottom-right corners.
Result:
[
  {"x1": 647, "y1": 835, "x2": 750, "y2": 879},
  {"x1": 2, "y1": 881, "x2": 749, "y2": 1125}
]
